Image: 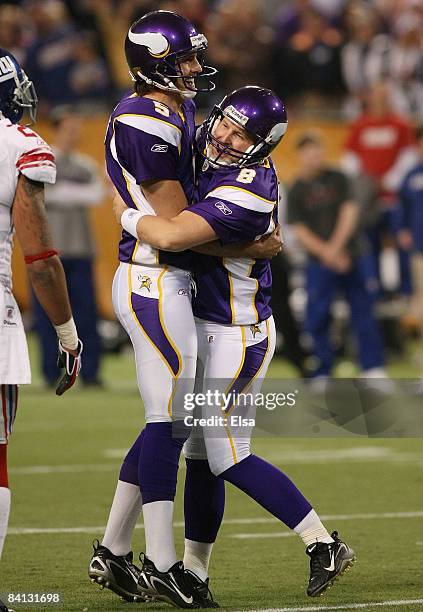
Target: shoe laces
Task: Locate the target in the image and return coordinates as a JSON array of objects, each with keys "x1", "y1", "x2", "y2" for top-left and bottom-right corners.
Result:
[
  {"x1": 185, "y1": 570, "x2": 214, "y2": 603},
  {"x1": 309, "y1": 541, "x2": 332, "y2": 573},
  {"x1": 92, "y1": 538, "x2": 101, "y2": 553}
]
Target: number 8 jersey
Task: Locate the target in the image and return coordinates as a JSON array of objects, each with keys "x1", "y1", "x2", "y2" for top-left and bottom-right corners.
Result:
[{"x1": 190, "y1": 158, "x2": 279, "y2": 325}]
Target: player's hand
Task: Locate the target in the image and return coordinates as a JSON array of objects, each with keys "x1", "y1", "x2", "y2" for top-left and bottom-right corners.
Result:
[
  {"x1": 56, "y1": 339, "x2": 83, "y2": 396},
  {"x1": 246, "y1": 225, "x2": 283, "y2": 259},
  {"x1": 398, "y1": 229, "x2": 413, "y2": 251},
  {"x1": 113, "y1": 189, "x2": 128, "y2": 223}
]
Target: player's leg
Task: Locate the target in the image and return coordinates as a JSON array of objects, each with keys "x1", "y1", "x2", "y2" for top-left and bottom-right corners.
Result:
[
  {"x1": 0, "y1": 385, "x2": 18, "y2": 560},
  {"x1": 0, "y1": 386, "x2": 16, "y2": 612},
  {"x1": 183, "y1": 353, "x2": 224, "y2": 607},
  {"x1": 90, "y1": 263, "x2": 197, "y2": 606},
  {"x1": 199, "y1": 318, "x2": 355, "y2": 597},
  {"x1": 305, "y1": 261, "x2": 336, "y2": 380}
]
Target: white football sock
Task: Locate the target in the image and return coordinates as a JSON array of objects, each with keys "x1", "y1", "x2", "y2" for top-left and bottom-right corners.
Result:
[
  {"x1": 0, "y1": 487, "x2": 11, "y2": 559},
  {"x1": 293, "y1": 509, "x2": 334, "y2": 546},
  {"x1": 183, "y1": 539, "x2": 213, "y2": 582},
  {"x1": 142, "y1": 500, "x2": 177, "y2": 572},
  {"x1": 102, "y1": 480, "x2": 142, "y2": 556}
]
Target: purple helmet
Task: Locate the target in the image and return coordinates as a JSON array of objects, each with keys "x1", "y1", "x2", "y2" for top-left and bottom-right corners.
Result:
[
  {"x1": 125, "y1": 10, "x2": 217, "y2": 98},
  {"x1": 0, "y1": 48, "x2": 37, "y2": 124},
  {"x1": 201, "y1": 86, "x2": 288, "y2": 167}
]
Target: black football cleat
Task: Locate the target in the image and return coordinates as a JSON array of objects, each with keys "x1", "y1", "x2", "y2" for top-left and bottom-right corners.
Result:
[
  {"x1": 184, "y1": 571, "x2": 219, "y2": 608},
  {"x1": 306, "y1": 531, "x2": 356, "y2": 597},
  {"x1": 137, "y1": 554, "x2": 199, "y2": 608},
  {"x1": 88, "y1": 539, "x2": 145, "y2": 602}
]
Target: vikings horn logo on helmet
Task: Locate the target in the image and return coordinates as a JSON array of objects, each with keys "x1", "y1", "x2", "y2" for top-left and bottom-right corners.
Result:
[{"x1": 127, "y1": 30, "x2": 170, "y2": 58}]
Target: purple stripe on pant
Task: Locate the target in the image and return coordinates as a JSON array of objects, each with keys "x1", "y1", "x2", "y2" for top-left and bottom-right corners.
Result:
[
  {"x1": 131, "y1": 293, "x2": 180, "y2": 376},
  {"x1": 223, "y1": 335, "x2": 268, "y2": 412}
]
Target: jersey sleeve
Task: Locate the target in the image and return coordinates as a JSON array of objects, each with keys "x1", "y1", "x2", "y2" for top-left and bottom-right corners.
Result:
[
  {"x1": 189, "y1": 186, "x2": 274, "y2": 245},
  {"x1": 114, "y1": 114, "x2": 181, "y2": 184},
  {"x1": 13, "y1": 125, "x2": 56, "y2": 184}
]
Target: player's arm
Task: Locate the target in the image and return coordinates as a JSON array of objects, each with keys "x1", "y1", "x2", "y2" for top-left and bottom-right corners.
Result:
[
  {"x1": 141, "y1": 179, "x2": 188, "y2": 218},
  {"x1": 12, "y1": 175, "x2": 82, "y2": 394},
  {"x1": 125, "y1": 208, "x2": 217, "y2": 251},
  {"x1": 192, "y1": 226, "x2": 283, "y2": 259},
  {"x1": 114, "y1": 118, "x2": 188, "y2": 218}
]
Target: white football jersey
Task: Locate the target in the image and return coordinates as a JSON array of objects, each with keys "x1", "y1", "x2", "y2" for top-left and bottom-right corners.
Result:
[{"x1": 0, "y1": 115, "x2": 56, "y2": 287}]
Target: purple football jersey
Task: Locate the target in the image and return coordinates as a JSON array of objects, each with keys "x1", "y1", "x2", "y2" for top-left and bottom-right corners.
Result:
[
  {"x1": 105, "y1": 92, "x2": 196, "y2": 270},
  {"x1": 189, "y1": 160, "x2": 278, "y2": 325}
]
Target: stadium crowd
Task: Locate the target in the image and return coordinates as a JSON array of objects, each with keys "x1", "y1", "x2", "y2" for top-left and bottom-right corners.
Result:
[
  {"x1": 1, "y1": 0, "x2": 422, "y2": 119},
  {"x1": 1, "y1": 0, "x2": 422, "y2": 380}
]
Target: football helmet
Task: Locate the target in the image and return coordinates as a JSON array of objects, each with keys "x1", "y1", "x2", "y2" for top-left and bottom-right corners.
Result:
[
  {"x1": 125, "y1": 10, "x2": 217, "y2": 98},
  {"x1": 0, "y1": 48, "x2": 37, "y2": 124},
  {"x1": 201, "y1": 86, "x2": 288, "y2": 167}
]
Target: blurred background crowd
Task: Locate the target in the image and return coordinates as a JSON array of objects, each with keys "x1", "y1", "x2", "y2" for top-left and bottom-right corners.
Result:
[
  {"x1": 2, "y1": 0, "x2": 423, "y2": 384},
  {"x1": 1, "y1": 0, "x2": 422, "y2": 118}
]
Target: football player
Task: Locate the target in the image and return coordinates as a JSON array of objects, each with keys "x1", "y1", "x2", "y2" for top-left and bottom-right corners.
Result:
[
  {"x1": 90, "y1": 10, "x2": 280, "y2": 608},
  {"x1": 115, "y1": 86, "x2": 356, "y2": 601},
  {"x1": 90, "y1": 10, "x2": 217, "y2": 607},
  {"x1": 0, "y1": 48, "x2": 82, "y2": 612}
]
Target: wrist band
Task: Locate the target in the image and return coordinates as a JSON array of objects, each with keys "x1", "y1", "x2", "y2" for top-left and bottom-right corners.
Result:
[
  {"x1": 24, "y1": 249, "x2": 58, "y2": 264},
  {"x1": 121, "y1": 208, "x2": 145, "y2": 239},
  {"x1": 54, "y1": 317, "x2": 78, "y2": 350}
]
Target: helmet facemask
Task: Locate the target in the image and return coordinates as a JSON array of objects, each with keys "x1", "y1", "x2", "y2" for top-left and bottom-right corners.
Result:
[
  {"x1": 133, "y1": 42, "x2": 217, "y2": 99},
  {"x1": 12, "y1": 69, "x2": 38, "y2": 124},
  {"x1": 203, "y1": 107, "x2": 268, "y2": 168}
]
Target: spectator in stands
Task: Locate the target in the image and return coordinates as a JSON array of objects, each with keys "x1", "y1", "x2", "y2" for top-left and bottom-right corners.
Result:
[
  {"x1": 274, "y1": 5, "x2": 344, "y2": 102},
  {"x1": 398, "y1": 125, "x2": 423, "y2": 337},
  {"x1": 388, "y1": 11, "x2": 423, "y2": 123},
  {"x1": 340, "y1": 3, "x2": 383, "y2": 118},
  {"x1": 33, "y1": 108, "x2": 105, "y2": 387},
  {"x1": 70, "y1": 31, "x2": 111, "y2": 111},
  {"x1": 205, "y1": 0, "x2": 274, "y2": 96},
  {"x1": 24, "y1": 0, "x2": 80, "y2": 112},
  {"x1": 342, "y1": 80, "x2": 417, "y2": 295},
  {"x1": 0, "y1": 4, "x2": 27, "y2": 65},
  {"x1": 84, "y1": 0, "x2": 157, "y2": 95},
  {"x1": 287, "y1": 132, "x2": 388, "y2": 385}
]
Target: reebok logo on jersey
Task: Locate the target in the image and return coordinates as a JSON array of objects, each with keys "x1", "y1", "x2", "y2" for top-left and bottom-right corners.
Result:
[
  {"x1": 151, "y1": 144, "x2": 168, "y2": 153},
  {"x1": 215, "y1": 201, "x2": 232, "y2": 215},
  {"x1": 0, "y1": 56, "x2": 15, "y2": 83}
]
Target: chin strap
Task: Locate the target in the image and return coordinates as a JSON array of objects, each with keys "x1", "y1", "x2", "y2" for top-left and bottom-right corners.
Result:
[{"x1": 134, "y1": 70, "x2": 197, "y2": 99}]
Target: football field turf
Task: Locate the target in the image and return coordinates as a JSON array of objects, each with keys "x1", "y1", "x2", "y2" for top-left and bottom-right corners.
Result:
[{"x1": 1, "y1": 336, "x2": 422, "y2": 611}]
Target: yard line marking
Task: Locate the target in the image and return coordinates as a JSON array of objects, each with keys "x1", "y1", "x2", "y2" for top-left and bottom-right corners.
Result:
[
  {"x1": 243, "y1": 599, "x2": 423, "y2": 611},
  {"x1": 8, "y1": 510, "x2": 423, "y2": 536},
  {"x1": 9, "y1": 464, "x2": 117, "y2": 475},
  {"x1": 104, "y1": 446, "x2": 423, "y2": 463}
]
